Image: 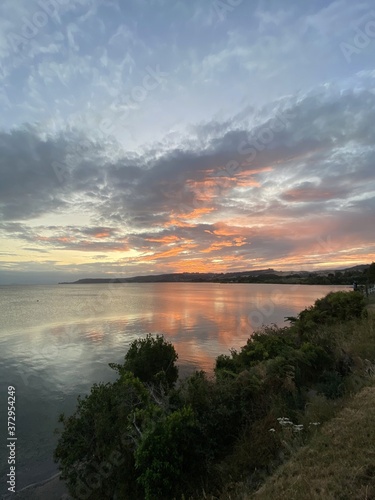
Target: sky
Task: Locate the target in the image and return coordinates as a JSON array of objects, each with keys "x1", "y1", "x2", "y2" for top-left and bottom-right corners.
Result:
[{"x1": 0, "y1": 0, "x2": 375, "y2": 284}]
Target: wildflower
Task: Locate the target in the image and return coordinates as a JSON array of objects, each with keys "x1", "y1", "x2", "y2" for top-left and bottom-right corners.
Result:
[
  {"x1": 269, "y1": 428, "x2": 276, "y2": 432},
  {"x1": 277, "y1": 417, "x2": 293, "y2": 426},
  {"x1": 293, "y1": 424, "x2": 304, "y2": 432}
]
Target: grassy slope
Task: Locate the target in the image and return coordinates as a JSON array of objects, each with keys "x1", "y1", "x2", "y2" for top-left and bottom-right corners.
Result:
[
  {"x1": 251, "y1": 385, "x2": 375, "y2": 500},
  {"x1": 249, "y1": 302, "x2": 375, "y2": 500}
]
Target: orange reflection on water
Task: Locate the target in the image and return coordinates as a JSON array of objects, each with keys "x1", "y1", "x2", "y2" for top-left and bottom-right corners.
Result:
[
  {"x1": 85, "y1": 283, "x2": 346, "y2": 373},
  {"x1": 38, "y1": 284, "x2": 347, "y2": 374}
]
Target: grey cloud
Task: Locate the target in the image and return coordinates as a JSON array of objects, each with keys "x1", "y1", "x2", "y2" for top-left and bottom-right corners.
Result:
[
  {"x1": 1, "y1": 75, "x2": 375, "y2": 254},
  {"x1": 281, "y1": 181, "x2": 352, "y2": 203}
]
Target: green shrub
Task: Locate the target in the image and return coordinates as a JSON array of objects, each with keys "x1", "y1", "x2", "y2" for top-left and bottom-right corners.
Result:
[
  {"x1": 294, "y1": 342, "x2": 335, "y2": 385},
  {"x1": 135, "y1": 406, "x2": 205, "y2": 500},
  {"x1": 54, "y1": 292, "x2": 373, "y2": 499},
  {"x1": 238, "y1": 326, "x2": 296, "y2": 367},
  {"x1": 316, "y1": 370, "x2": 344, "y2": 399},
  {"x1": 110, "y1": 334, "x2": 179, "y2": 389},
  {"x1": 215, "y1": 325, "x2": 297, "y2": 376},
  {"x1": 215, "y1": 353, "x2": 239, "y2": 375},
  {"x1": 297, "y1": 291, "x2": 366, "y2": 333},
  {"x1": 54, "y1": 373, "x2": 150, "y2": 499}
]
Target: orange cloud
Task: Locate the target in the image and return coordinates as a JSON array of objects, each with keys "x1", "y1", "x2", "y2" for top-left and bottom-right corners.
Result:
[
  {"x1": 142, "y1": 243, "x2": 198, "y2": 261},
  {"x1": 212, "y1": 222, "x2": 248, "y2": 237},
  {"x1": 166, "y1": 219, "x2": 193, "y2": 228},
  {"x1": 146, "y1": 235, "x2": 181, "y2": 244},
  {"x1": 57, "y1": 237, "x2": 73, "y2": 243},
  {"x1": 182, "y1": 207, "x2": 215, "y2": 219},
  {"x1": 201, "y1": 238, "x2": 247, "y2": 254},
  {"x1": 94, "y1": 232, "x2": 111, "y2": 238},
  {"x1": 172, "y1": 253, "x2": 247, "y2": 273},
  {"x1": 167, "y1": 207, "x2": 214, "y2": 226},
  {"x1": 236, "y1": 178, "x2": 261, "y2": 187},
  {"x1": 238, "y1": 166, "x2": 273, "y2": 176}
]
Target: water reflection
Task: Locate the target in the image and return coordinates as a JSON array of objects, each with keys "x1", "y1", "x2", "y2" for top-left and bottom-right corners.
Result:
[
  {"x1": 0, "y1": 283, "x2": 349, "y2": 377},
  {"x1": 0, "y1": 283, "x2": 347, "y2": 492}
]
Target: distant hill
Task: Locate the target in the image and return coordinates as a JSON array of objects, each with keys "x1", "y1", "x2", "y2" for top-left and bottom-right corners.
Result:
[
  {"x1": 58, "y1": 265, "x2": 371, "y2": 285},
  {"x1": 339, "y1": 264, "x2": 370, "y2": 272}
]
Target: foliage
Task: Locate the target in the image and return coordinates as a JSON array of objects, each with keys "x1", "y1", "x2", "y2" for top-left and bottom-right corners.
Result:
[
  {"x1": 135, "y1": 406, "x2": 205, "y2": 500},
  {"x1": 366, "y1": 261, "x2": 375, "y2": 284},
  {"x1": 54, "y1": 373, "x2": 150, "y2": 499},
  {"x1": 55, "y1": 335, "x2": 179, "y2": 499},
  {"x1": 110, "y1": 333, "x2": 179, "y2": 389},
  {"x1": 55, "y1": 292, "x2": 375, "y2": 499},
  {"x1": 296, "y1": 291, "x2": 366, "y2": 332}
]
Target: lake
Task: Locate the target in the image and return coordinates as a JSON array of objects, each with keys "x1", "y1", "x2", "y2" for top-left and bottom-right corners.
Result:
[{"x1": 0, "y1": 283, "x2": 347, "y2": 493}]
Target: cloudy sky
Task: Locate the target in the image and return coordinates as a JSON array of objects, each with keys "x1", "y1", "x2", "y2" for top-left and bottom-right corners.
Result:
[{"x1": 0, "y1": 0, "x2": 375, "y2": 284}]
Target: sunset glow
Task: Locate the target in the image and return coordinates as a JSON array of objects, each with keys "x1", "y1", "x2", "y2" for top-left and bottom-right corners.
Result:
[{"x1": 0, "y1": 0, "x2": 375, "y2": 284}]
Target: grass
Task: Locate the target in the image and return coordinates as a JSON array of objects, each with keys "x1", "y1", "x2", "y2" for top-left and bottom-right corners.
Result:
[
  {"x1": 211, "y1": 306, "x2": 375, "y2": 500},
  {"x1": 245, "y1": 307, "x2": 375, "y2": 500},
  {"x1": 250, "y1": 385, "x2": 375, "y2": 500}
]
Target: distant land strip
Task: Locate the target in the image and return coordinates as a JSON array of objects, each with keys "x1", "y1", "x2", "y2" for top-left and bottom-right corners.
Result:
[{"x1": 59, "y1": 265, "x2": 369, "y2": 285}]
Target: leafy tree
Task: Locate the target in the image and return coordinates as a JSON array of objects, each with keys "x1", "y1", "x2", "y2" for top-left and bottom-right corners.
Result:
[
  {"x1": 135, "y1": 406, "x2": 206, "y2": 500},
  {"x1": 55, "y1": 335, "x2": 179, "y2": 499},
  {"x1": 54, "y1": 373, "x2": 150, "y2": 499},
  {"x1": 110, "y1": 334, "x2": 178, "y2": 389}
]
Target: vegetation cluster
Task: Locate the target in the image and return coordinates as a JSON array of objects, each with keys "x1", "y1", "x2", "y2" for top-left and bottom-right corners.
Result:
[
  {"x1": 217, "y1": 261, "x2": 375, "y2": 285},
  {"x1": 54, "y1": 290, "x2": 375, "y2": 499},
  {"x1": 59, "y1": 262, "x2": 375, "y2": 286}
]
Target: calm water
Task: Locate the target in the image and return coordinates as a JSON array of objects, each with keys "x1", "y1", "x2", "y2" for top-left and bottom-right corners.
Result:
[{"x1": 0, "y1": 283, "x2": 347, "y2": 492}]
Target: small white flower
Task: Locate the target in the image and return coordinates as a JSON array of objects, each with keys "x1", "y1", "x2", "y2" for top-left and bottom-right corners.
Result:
[
  {"x1": 277, "y1": 417, "x2": 293, "y2": 426},
  {"x1": 269, "y1": 428, "x2": 276, "y2": 432},
  {"x1": 293, "y1": 424, "x2": 304, "y2": 432}
]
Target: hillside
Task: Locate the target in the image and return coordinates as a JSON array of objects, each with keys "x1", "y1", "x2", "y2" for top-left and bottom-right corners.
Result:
[
  {"x1": 58, "y1": 264, "x2": 371, "y2": 285},
  {"x1": 251, "y1": 385, "x2": 375, "y2": 500}
]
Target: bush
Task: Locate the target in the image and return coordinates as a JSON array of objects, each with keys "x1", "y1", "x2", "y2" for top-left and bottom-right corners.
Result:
[
  {"x1": 55, "y1": 335, "x2": 178, "y2": 499},
  {"x1": 111, "y1": 334, "x2": 179, "y2": 389},
  {"x1": 54, "y1": 374, "x2": 150, "y2": 499},
  {"x1": 215, "y1": 325, "x2": 297, "y2": 376},
  {"x1": 135, "y1": 406, "x2": 206, "y2": 500},
  {"x1": 316, "y1": 371, "x2": 345, "y2": 399},
  {"x1": 297, "y1": 291, "x2": 366, "y2": 332},
  {"x1": 54, "y1": 293, "x2": 372, "y2": 499}
]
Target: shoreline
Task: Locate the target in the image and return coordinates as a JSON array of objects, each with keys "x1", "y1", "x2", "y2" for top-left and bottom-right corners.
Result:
[{"x1": 1, "y1": 473, "x2": 68, "y2": 500}]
